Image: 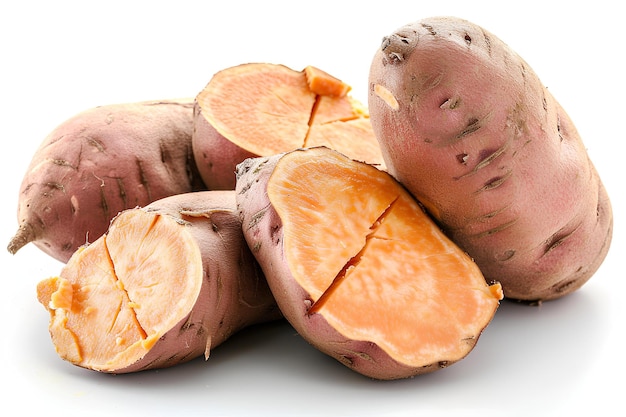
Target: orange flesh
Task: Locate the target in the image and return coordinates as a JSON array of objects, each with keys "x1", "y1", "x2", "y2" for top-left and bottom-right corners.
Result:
[
  {"x1": 36, "y1": 210, "x2": 202, "y2": 371},
  {"x1": 196, "y1": 63, "x2": 384, "y2": 167},
  {"x1": 266, "y1": 148, "x2": 503, "y2": 366},
  {"x1": 304, "y1": 65, "x2": 352, "y2": 97}
]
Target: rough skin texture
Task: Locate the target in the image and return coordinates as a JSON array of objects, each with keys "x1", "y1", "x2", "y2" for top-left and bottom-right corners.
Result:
[
  {"x1": 368, "y1": 16, "x2": 613, "y2": 302},
  {"x1": 9, "y1": 99, "x2": 206, "y2": 263}
]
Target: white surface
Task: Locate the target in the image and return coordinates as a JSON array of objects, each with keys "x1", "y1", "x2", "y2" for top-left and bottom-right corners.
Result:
[{"x1": 1, "y1": 1, "x2": 623, "y2": 416}]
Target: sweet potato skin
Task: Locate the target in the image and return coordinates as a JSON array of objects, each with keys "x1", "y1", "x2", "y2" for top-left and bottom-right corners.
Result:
[
  {"x1": 9, "y1": 99, "x2": 206, "y2": 263},
  {"x1": 368, "y1": 16, "x2": 613, "y2": 302},
  {"x1": 133, "y1": 191, "x2": 282, "y2": 371},
  {"x1": 192, "y1": 101, "x2": 257, "y2": 190},
  {"x1": 37, "y1": 190, "x2": 281, "y2": 373}
]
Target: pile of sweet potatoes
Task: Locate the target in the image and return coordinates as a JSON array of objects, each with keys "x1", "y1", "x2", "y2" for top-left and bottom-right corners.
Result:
[{"x1": 9, "y1": 17, "x2": 612, "y2": 380}]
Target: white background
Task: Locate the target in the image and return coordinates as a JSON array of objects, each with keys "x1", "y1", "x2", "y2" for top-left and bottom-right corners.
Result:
[{"x1": 1, "y1": 1, "x2": 623, "y2": 416}]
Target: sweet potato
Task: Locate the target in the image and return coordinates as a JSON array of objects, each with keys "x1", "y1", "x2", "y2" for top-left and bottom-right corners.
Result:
[
  {"x1": 8, "y1": 99, "x2": 206, "y2": 263},
  {"x1": 193, "y1": 63, "x2": 385, "y2": 190},
  {"x1": 36, "y1": 190, "x2": 281, "y2": 373},
  {"x1": 235, "y1": 147, "x2": 503, "y2": 380},
  {"x1": 368, "y1": 17, "x2": 613, "y2": 302}
]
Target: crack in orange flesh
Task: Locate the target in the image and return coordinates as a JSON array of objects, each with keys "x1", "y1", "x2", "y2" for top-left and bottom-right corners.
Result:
[
  {"x1": 267, "y1": 148, "x2": 502, "y2": 367},
  {"x1": 309, "y1": 198, "x2": 399, "y2": 314},
  {"x1": 102, "y1": 233, "x2": 148, "y2": 341},
  {"x1": 197, "y1": 63, "x2": 384, "y2": 167},
  {"x1": 302, "y1": 95, "x2": 322, "y2": 148},
  {"x1": 36, "y1": 210, "x2": 203, "y2": 371}
]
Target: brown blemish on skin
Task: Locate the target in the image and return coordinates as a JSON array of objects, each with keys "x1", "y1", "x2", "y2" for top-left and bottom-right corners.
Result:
[
  {"x1": 542, "y1": 222, "x2": 582, "y2": 257},
  {"x1": 51, "y1": 159, "x2": 77, "y2": 170},
  {"x1": 478, "y1": 205, "x2": 512, "y2": 221},
  {"x1": 270, "y1": 224, "x2": 281, "y2": 245},
  {"x1": 476, "y1": 169, "x2": 513, "y2": 192},
  {"x1": 45, "y1": 182, "x2": 65, "y2": 193},
  {"x1": 85, "y1": 136, "x2": 106, "y2": 153},
  {"x1": 457, "y1": 118, "x2": 481, "y2": 139},
  {"x1": 496, "y1": 249, "x2": 516, "y2": 262},
  {"x1": 99, "y1": 185, "x2": 109, "y2": 220},
  {"x1": 471, "y1": 219, "x2": 518, "y2": 239},
  {"x1": 519, "y1": 62, "x2": 528, "y2": 90},
  {"x1": 246, "y1": 207, "x2": 269, "y2": 230},
  {"x1": 551, "y1": 278, "x2": 579, "y2": 295},
  {"x1": 421, "y1": 23, "x2": 437, "y2": 36},
  {"x1": 556, "y1": 115, "x2": 564, "y2": 142},
  {"x1": 115, "y1": 178, "x2": 127, "y2": 208},
  {"x1": 379, "y1": 28, "x2": 418, "y2": 65},
  {"x1": 135, "y1": 158, "x2": 151, "y2": 201},
  {"x1": 456, "y1": 143, "x2": 509, "y2": 180},
  {"x1": 481, "y1": 29, "x2": 492, "y2": 56}
]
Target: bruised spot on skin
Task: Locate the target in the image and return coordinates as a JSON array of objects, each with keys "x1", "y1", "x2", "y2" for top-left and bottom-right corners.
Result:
[
  {"x1": 373, "y1": 84, "x2": 399, "y2": 110},
  {"x1": 457, "y1": 118, "x2": 481, "y2": 139}
]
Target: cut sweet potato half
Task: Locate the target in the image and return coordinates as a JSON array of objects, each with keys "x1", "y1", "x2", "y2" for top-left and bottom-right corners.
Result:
[
  {"x1": 36, "y1": 191, "x2": 280, "y2": 373},
  {"x1": 193, "y1": 63, "x2": 385, "y2": 189},
  {"x1": 235, "y1": 147, "x2": 503, "y2": 380}
]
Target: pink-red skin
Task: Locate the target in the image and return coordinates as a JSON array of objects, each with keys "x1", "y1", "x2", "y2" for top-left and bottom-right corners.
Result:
[
  {"x1": 192, "y1": 101, "x2": 256, "y2": 190},
  {"x1": 9, "y1": 99, "x2": 206, "y2": 263},
  {"x1": 367, "y1": 16, "x2": 613, "y2": 302}
]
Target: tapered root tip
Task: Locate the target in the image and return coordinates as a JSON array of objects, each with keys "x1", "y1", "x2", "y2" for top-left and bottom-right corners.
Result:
[{"x1": 7, "y1": 224, "x2": 36, "y2": 255}]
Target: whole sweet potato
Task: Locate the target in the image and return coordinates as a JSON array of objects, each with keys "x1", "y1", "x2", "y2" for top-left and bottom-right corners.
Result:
[
  {"x1": 36, "y1": 190, "x2": 281, "y2": 373},
  {"x1": 368, "y1": 16, "x2": 613, "y2": 302},
  {"x1": 8, "y1": 99, "x2": 206, "y2": 263},
  {"x1": 235, "y1": 147, "x2": 502, "y2": 380}
]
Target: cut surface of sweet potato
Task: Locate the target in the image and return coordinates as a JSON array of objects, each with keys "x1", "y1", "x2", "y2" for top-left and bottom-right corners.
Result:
[
  {"x1": 198, "y1": 63, "x2": 315, "y2": 157},
  {"x1": 193, "y1": 63, "x2": 384, "y2": 190},
  {"x1": 304, "y1": 65, "x2": 352, "y2": 97},
  {"x1": 263, "y1": 147, "x2": 503, "y2": 371},
  {"x1": 37, "y1": 210, "x2": 201, "y2": 371},
  {"x1": 37, "y1": 190, "x2": 280, "y2": 373}
]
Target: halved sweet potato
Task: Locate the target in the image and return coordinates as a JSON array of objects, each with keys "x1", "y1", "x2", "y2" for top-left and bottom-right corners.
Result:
[
  {"x1": 193, "y1": 63, "x2": 384, "y2": 189},
  {"x1": 235, "y1": 147, "x2": 503, "y2": 380},
  {"x1": 36, "y1": 191, "x2": 280, "y2": 373}
]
